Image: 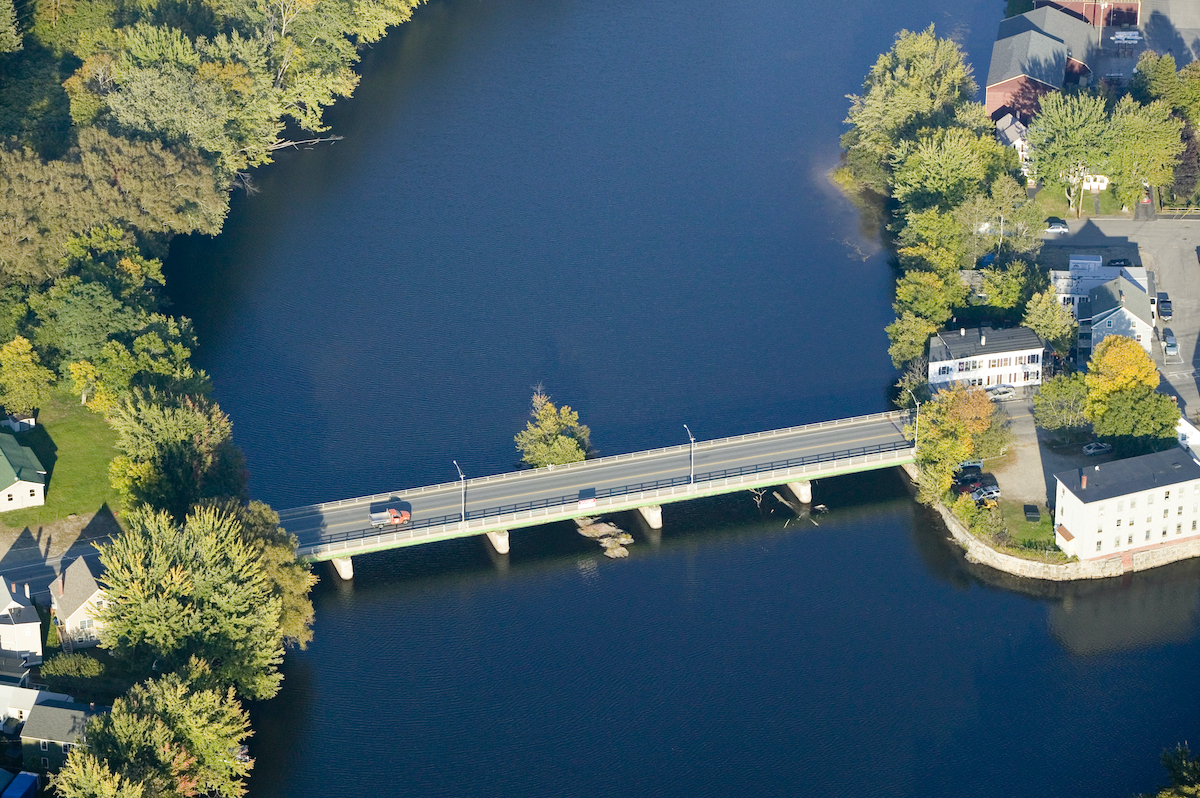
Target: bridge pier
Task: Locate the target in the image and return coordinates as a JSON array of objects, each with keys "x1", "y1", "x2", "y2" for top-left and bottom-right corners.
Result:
[
  {"x1": 484, "y1": 530, "x2": 510, "y2": 555},
  {"x1": 330, "y1": 556, "x2": 354, "y2": 580},
  {"x1": 637, "y1": 505, "x2": 663, "y2": 529},
  {"x1": 787, "y1": 481, "x2": 813, "y2": 505}
]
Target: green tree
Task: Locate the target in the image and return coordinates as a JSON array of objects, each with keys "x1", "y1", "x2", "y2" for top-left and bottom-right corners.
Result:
[
  {"x1": 514, "y1": 389, "x2": 592, "y2": 467},
  {"x1": 28, "y1": 276, "x2": 136, "y2": 366},
  {"x1": 841, "y1": 25, "x2": 985, "y2": 194},
  {"x1": 1022, "y1": 287, "x2": 1076, "y2": 353},
  {"x1": 0, "y1": 0, "x2": 20, "y2": 53},
  {"x1": 897, "y1": 207, "x2": 969, "y2": 278},
  {"x1": 906, "y1": 383, "x2": 994, "y2": 502},
  {"x1": 890, "y1": 127, "x2": 1006, "y2": 211},
  {"x1": 61, "y1": 667, "x2": 252, "y2": 798},
  {"x1": 1084, "y1": 337, "x2": 1178, "y2": 453},
  {"x1": 1027, "y1": 92, "x2": 1111, "y2": 216},
  {"x1": 886, "y1": 312, "x2": 937, "y2": 368},
  {"x1": 106, "y1": 393, "x2": 245, "y2": 519},
  {"x1": 1084, "y1": 335, "x2": 1161, "y2": 420},
  {"x1": 52, "y1": 752, "x2": 146, "y2": 798},
  {"x1": 1033, "y1": 372, "x2": 1088, "y2": 431},
  {"x1": 893, "y1": 270, "x2": 957, "y2": 324},
  {"x1": 97, "y1": 506, "x2": 284, "y2": 699},
  {"x1": 1106, "y1": 95, "x2": 1185, "y2": 208},
  {"x1": 0, "y1": 335, "x2": 55, "y2": 415},
  {"x1": 980, "y1": 261, "x2": 1028, "y2": 309}
]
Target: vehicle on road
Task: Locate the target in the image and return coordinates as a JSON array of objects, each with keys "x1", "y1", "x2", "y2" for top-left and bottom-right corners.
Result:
[
  {"x1": 1045, "y1": 220, "x2": 1069, "y2": 234},
  {"x1": 1083, "y1": 442, "x2": 1113, "y2": 456},
  {"x1": 369, "y1": 508, "x2": 411, "y2": 527},
  {"x1": 986, "y1": 385, "x2": 1016, "y2": 401},
  {"x1": 1158, "y1": 292, "x2": 1173, "y2": 321},
  {"x1": 971, "y1": 485, "x2": 1001, "y2": 502},
  {"x1": 1164, "y1": 328, "x2": 1178, "y2": 357}
]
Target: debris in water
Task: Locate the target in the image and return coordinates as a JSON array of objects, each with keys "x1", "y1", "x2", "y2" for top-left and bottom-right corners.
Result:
[{"x1": 603, "y1": 546, "x2": 629, "y2": 559}]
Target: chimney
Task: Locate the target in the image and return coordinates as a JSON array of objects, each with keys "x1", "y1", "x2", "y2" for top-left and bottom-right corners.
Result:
[
  {"x1": 980, "y1": 334, "x2": 986, "y2": 346},
  {"x1": 960, "y1": 328, "x2": 966, "y2": 336},
  {"x1": 1081, "y1": 474, "x2": 1087, "y2": 489},
  {"x1": 59, "y1": 574, "x2": 64, "y2": 597},
  {"x1": 22, "y1": 583, "x2": 28, "y2": 599}
]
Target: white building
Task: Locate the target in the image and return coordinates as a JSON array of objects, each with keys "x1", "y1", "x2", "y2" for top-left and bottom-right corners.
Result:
[
  {"x1": 927, "y1": 326, "x2": 1045, "y2": 389},
  {"x1": 995, "y1": 113, "x2": 1030, "y2": 175},
  {"x1": 1051, "y1": 254, "x2": 1156, "y2": 320},
  {"x1": 48, "y1": 558, "x2": 106, "y2": 651},
  {"x1": 1079, "y1": 275, "x2": 1154, "y2": 358},
  {"x1": 0, "y1": 580, "x2": 41, "y2": 665},
  {"x1": 0, "y1": 433, "x2": 45, "y2": 512},
  {"x1": 0, "y1": 685, "x2": 71, "y2": 733},
  {"x1": 1055, "y1": 449, "x2": 1200, "y2": 561}
]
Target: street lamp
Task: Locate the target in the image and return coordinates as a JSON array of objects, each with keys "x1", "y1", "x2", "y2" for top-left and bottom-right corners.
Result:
[
  {"x1": 453, "y1": 460, "x2": 466, "y2": 524},
  {"x1": 683, "y1": 424, "x2": 695, "y2": 486},
  {"x1": 905, "y1": 389, "x2": 920, "y2": 448}
]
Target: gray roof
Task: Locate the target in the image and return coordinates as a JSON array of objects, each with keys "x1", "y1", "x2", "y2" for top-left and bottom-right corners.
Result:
[
  {"x1": 1087, "y1": 275, "x2": 1154, "y2": 326},
  {"x1": 21, "y1": 700, "x2": 99, "y2": 744},
  {"x1": 995, "y1": 113, "x2": 1028, "y2": 146},
  {"x1": 0, "y1": 434, "x2": 44, "y2": 488},
  {"x1": 998, "y1": 7, "x2": 1098, "y2": 65},
  {"x1": 1056, "y1": 448, "x2": 1200, "y2": 504},
  {"x1": 49, "y1": 558, "x2": 102, "y2": 622},
  {"x1": 988, "y1": 29, "x2": 1068, "y2": 88},
  {"x1": 928, "y1": 326, "x2": 1045, "y2": 362}
]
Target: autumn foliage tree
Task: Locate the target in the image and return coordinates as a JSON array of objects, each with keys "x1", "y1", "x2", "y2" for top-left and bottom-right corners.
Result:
[
  {"x1": 906, "y1": 384, "x2": 1001, "y2": 502},
  {"x1": 1084, "y1": 336, "x2": 1178, "y2": 453},
  {"x1": 514, "y1": 388, "x2": 593, "y2": 468}
]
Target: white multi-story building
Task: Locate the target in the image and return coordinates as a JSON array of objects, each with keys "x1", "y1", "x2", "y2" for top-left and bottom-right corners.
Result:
[
  {"x1": 0, "y1": 580, "x2": 41, "y2": 665},
  {"x1": 1054, "y1": 449, "x2": 1200, "y2": 561},
  {"x1": 1078, "y1": 275, "x2": 1154, "y2": 358},
  {"x1": 927, "y1": 326, "x2": 1045, "y2": 389},
  {"x1": 1051, "y1": 254, "x2": 1156, "y2": 320}
]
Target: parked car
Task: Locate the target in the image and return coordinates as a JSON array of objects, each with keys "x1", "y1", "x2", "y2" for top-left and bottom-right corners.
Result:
[
  {"x1": 1164, "y1": 328, "x2": 1178, "y2": 357},
  {"x1": 955, "y1": 465, "x2": 983, "y2": 486},
  {"x1": 1083, "y1": 441, "x2": 1113, "y2": 456},
  {"x1": 1158, "y1": 292, "x2": 1173, "y2": 321},
  {"x1": 1045, "y1": 220, "x2": 1069, "y2": 234},
  {"x1": 986, "y1": 385, "x2": 1016, "y2": 401},
  {"x1": 1107, "y1": 258, "x2": 1131, "y2": 268},
  {"x1": 971, "y1": 485, "x2": 1001, "y2": 502}
]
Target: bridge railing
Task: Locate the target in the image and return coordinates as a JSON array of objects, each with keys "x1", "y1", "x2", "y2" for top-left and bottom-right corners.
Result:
[
  {"x1": 297, "y1": 438, "x2": 914, "y2": 557},
  {"x1": 279, "y1": 409, "x2": 912, "y2": 520}
]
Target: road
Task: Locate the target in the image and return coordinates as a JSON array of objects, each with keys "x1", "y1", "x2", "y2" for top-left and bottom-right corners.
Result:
[{"x1": 279, "y1": 413, "x2": 913, "y2": 552}]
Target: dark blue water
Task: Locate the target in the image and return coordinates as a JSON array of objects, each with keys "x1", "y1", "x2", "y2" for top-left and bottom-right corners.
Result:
[{"x1": 163, "y1": 0, "x2": 1200, "y2": 795}]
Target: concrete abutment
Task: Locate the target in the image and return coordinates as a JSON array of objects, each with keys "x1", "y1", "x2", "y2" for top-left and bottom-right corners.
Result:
[
  {"x1": 637, "y1": 505, "x2": 663, "y2": 529},
  {"x1": 331, "y1": 556, "x2": 354, "y2": 580},
  {"x1": 787, "y1": 481, "x2": 812, "y2": 504},
  {"x1": 485, "y1": 529, "x2": 510, "y2": 555}
]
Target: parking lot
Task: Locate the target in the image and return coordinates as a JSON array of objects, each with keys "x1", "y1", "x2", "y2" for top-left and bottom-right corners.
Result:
[{"x1": 1041, "y1": 218, "x2": 1200, "y2": 415}]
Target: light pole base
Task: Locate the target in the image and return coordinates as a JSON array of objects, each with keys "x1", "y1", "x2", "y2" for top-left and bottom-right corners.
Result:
[{"x1": 637, "y1": 505, "x2": 663, "y2": 529}]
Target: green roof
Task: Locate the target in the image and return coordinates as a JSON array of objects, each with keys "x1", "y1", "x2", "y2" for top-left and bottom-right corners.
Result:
[{"x1": 0, "y1": 433, "x2": 45, "y2": 487}]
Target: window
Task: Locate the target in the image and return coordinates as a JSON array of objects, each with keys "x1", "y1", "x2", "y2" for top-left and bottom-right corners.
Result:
[
  {"x1": 1117, "y1": 519, "x2": 1122, "y2": 527},
  {"x1": 1194, "y1": 484, "x2": 1199, "y2": 495},
  {"x1": 1146, "y1": 530, "x2": 1152, "y2": 541},
  {"x1": 6, "y1": 495, "x2": 11, "y2": 502},
  {"x1": 1150, "y1": 494, "x2": 1155, "y2": 505},
  {"x1": 1118, "y1": 500, "x2": 1125, "y2": 512},
  {"x1": 40, "y1": 758, "x2": 47, "y2": 769},
  {"x1": 1165, "y1": 509, "x2": 1170, "y2": 519},
  {"x1": 1166, "y1": 490, "x2": 1172, "y2": 500},
  {"x1": 1128, "y1": 535, "x2": 1133, "y2": 544},
  {"x1": 1193, "y1": 520, "x2": 1197, "y2": 532},
  {"x1": 1136, "y1": 334, "x2": 1143, "y2": 343},
  {"x1": 1107, "y1": 319, "x2": 1114, "y2": 327},
  {"x1": 1096, "y1": 541, "x2": 1103, "y2": 551},
  {"x1": 1131, "y1": 498, "x2": 1137, "y2": 509},
  {"x1": 1099, "y1": 504, "x2": 1105, "y2": 516},
  {"x1": 1178, "y1": 524, "x2": 1184, "y2": 535},
  {"x1": 61, "y1": 743, "x2": 70, "y2": 753},
  {"x1": 28, "y1": 489, "x2": 33, "y2": 497},
  {"x1": 938, "y1": 366, "x2": 951, "y2": 376},
  {"x1": 1180, "y1": 506, "x2": 1185, "y2": 516},
  {"x1": 39, "y1": 741, "x2": 46, "y2": 751},
  {"x1": 1029, "y1": 353, "x2": 1040, "y2": 364},
  {"x1": 1164, "y1": 528, "x2": 1169, "y2": 537}
]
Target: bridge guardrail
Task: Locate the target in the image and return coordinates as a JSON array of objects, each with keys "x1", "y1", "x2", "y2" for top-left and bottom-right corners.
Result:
[
  {"x1": 279, "y1": 409, "x2": 912, "y2": 520},
  {"x1": 296, "y1": 439, "x2": 914, "y2": 558}
]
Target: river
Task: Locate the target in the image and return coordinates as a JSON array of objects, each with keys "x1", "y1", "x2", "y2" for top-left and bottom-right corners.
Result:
[{"x1": 163, "y1": 0, "x2": 1200, "y2": 795}]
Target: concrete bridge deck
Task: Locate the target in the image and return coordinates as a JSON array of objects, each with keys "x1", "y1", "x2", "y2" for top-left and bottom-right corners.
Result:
[{"x1": 281, "y1": 410, "x2": 916, "y2": 568}]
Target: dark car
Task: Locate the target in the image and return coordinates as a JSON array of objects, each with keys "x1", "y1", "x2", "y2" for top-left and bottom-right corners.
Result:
[{"x1": 1158, "y1": 292, "x2": 1173, "y2": 321}]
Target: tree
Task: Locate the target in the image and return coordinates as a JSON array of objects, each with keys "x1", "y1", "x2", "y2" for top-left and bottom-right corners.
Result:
[
  {"x1": 1106, "y1": 95, "x2": 1184, "y2": 208},
  {"x1": 1027, "y1": 92, "x2": 1111, "y2": 216},
  {"x1": 96, "y1": 506, "x2": 284, "y2": 699},
  {"x1": 906, "y1": 383, "x2": 995, "y2": 502},
  {"x1": 893, "y1": 271, "x2": 956, "y2": 324},
  {"x1": 107, "y1": 393, "x2": 244, "y2": 518},
  {"x1": 0, "y1": 0, "x2": 20, "y2": 53},
  {"x1": 1084, "y1": 337, "x2": 1178, "y2": 454},
  {"x1": 1033, "y1": 373, "x2": 1088, "y2": 431},
  {"x1": 514, "y1": 388, "x2": 592, "y2": 467},
  {"x1": 1084, "y1": 335, "x2": 1161, "y2": 420},
  {"x1": 28, "y1": 276, "x2": 136, "y2": 365},
  {"x1": 886, "y1": 312, "x2": 937, "y2": 368},
  {"x1": 1023, "y1": 287, "x2": 1077, "y2": 353},
  {"x1": 890, "y1": 127, "x2": 1006, "y2": 211},
  {"x1": 841, "y1": 25, "x2": 984, "y2": 194},
  {"x1": 0, "y1": 335, "x2": 55, "y2": 415},
  {"x1": 60, "y1": 667, "x2": 252, "y2": 798},
  {"x1": 52, "y1": 752, "x2": 146, "y2": 798},
  {"x1": 897, "y1": 207, "x2": 969, "y2": 279},
  {"x1": 980, "y1": 261, "x2": 1028, "y2": 309}
]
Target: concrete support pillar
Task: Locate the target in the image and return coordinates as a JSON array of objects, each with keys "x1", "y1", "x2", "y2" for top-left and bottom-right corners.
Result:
[
  {"x1": 330, "y1": 556, "x2": 354, "y2": 581},
  {"x1": 787, "y1": 481, "x2": 813, "y2": 505},
  {"x1": 485, "y1": 529, "x2": 510, "y2": 555},
  {"x1": 637, "y1": 505, "x2": 663, "y2": 529}
]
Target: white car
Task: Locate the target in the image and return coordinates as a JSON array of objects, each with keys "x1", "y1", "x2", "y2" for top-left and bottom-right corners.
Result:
[
  {"x1": 1045, "y1": 221, "x2": 1069, "y2": 234},
  {"x1": 1083, "y1": 442, "x2": 1113, "y2": 456},
  {"x1": 986, "y1": 385, "x2": 1016, "y2": 401}
]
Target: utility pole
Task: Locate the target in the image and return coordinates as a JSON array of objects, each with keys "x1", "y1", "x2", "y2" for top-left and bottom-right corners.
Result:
[
  {"x1": 905, "y1": 389, "x2": 920, "y2": 449},
  {"x1": 684, "y1": 424, "x2": 695, "y2": 486},
  {"x1": 453, "y1": 460, "x2": 466, "y2": 525}
]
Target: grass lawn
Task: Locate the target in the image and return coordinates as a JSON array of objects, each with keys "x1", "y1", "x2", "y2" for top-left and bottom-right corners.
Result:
[
  {"x1": 0, "y1": 389, "x2": 122, "y2": 530},
  {"x1": 1034, "y1": 184, "x2": 1128, "y2": 221},
  {"x1": 999, "y1": 498, "x2": 1057, "y2": 550}
]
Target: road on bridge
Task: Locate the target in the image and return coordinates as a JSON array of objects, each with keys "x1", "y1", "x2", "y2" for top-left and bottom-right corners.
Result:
[{"x1": 280, "y1": 413, "x2": 913, "y2": 553}]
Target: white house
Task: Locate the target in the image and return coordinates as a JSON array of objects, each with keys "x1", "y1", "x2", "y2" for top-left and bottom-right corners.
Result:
[
  {"x1": 1054, "y1": 449, "x2": 1200, "y2": 561},
  {"x1": 48, "y1": 558, "x2": 105, "y2": 651},
  {"x1": 1079, "y1": 275, "x2": 1154, "y2": 358},
  {"x1": 0, "y1": 433, "x2": 45, "y2": 512},
  {"x1": 0, "y1": 685, "x2": 71, "y2": 734},
  {"x1": 927, "y1": 326, "x2": 1045, "y2": 389},
  {"x1": 995, "y1": 113, "x2": 1030, "y2": 175},
  {"x1": 0, "y1": 580, "x2": 42, "y2": 665},
  {"x1": 1051, "y1": 254, "x2": 1156, "y2": 320}
]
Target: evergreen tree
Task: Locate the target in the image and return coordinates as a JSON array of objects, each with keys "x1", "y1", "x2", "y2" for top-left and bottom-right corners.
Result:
[
  {"x1": 514, "y1": 388, "x2": 592, "y2": 467},
  {"x1": 1022, "y1": 287, "x2": 1076, "y2": 354},
  {"x1": 0, "y1": 0, "x2": 20, "y2": 53},
  {"x1": 0, "y1": 335, "x2": 55, "y2": 415}
]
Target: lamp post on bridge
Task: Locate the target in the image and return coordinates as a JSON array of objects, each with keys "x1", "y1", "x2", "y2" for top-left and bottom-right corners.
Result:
[
  {"x1": 683, "y1": 424, "x2": 695, "y2": 487},
  {"x1": 453, "y1": 460, "x2": 466, "y2": 525},
  {"x1": 905, "y1": 389, "x2": 920, "y2": 450}
]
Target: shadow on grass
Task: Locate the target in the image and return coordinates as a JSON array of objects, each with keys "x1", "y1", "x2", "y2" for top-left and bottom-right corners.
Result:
[{"x1": 14, "y1": 425, "x2": 57, "y2": 485}]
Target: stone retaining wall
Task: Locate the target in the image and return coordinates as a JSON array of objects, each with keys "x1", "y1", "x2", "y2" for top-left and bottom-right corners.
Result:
[{"x1": 901, "y1": 463, "x2": 1200, "y2": 581}]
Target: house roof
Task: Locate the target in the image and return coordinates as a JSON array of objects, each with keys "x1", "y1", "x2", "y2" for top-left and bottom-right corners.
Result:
[
  {"x1": 20, "y1": 700, "x2": 99, "y2": 744},
  {"x1": 995, "y1": 113, "x2": 1029, "y2": 146},
  {"x1": 0, "y1": 433, "x2": 44, "y2": 488},
  {"x1": 999, "y1": 7, "x2": 1098, "y2": 63},
  {"x1": 1087, "y1": 275, "x2": 1154, "y2": 326},
  {"x1": 987, "y1": 29, "x2": 1068, "y2": 88},
  {"x1": 50, "y1": 558, "x2": 103, "y2": 623},
  {"x1": 1056, "y1": 448, "x2": 1200, "y2": 504},
  {"x1": 928, "y1": 326, "x2": 1045, "y2": 363},
  {"x1": 1056, "y1": 524, "x2": 1074, "y2": 542}
]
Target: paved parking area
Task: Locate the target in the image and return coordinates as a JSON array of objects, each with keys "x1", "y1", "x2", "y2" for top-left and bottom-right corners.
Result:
[
  {"x1": 1042, "y1": 218, "x2": 1200, "y2": 416},
  {"x1": 1142, "y1": 0, "x2": 1200, "y2": 65}
]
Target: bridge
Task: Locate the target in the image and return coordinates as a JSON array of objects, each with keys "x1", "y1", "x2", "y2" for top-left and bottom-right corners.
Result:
[{"x1": 279, "y1": 410, "x2": 916, "y2": 578}]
